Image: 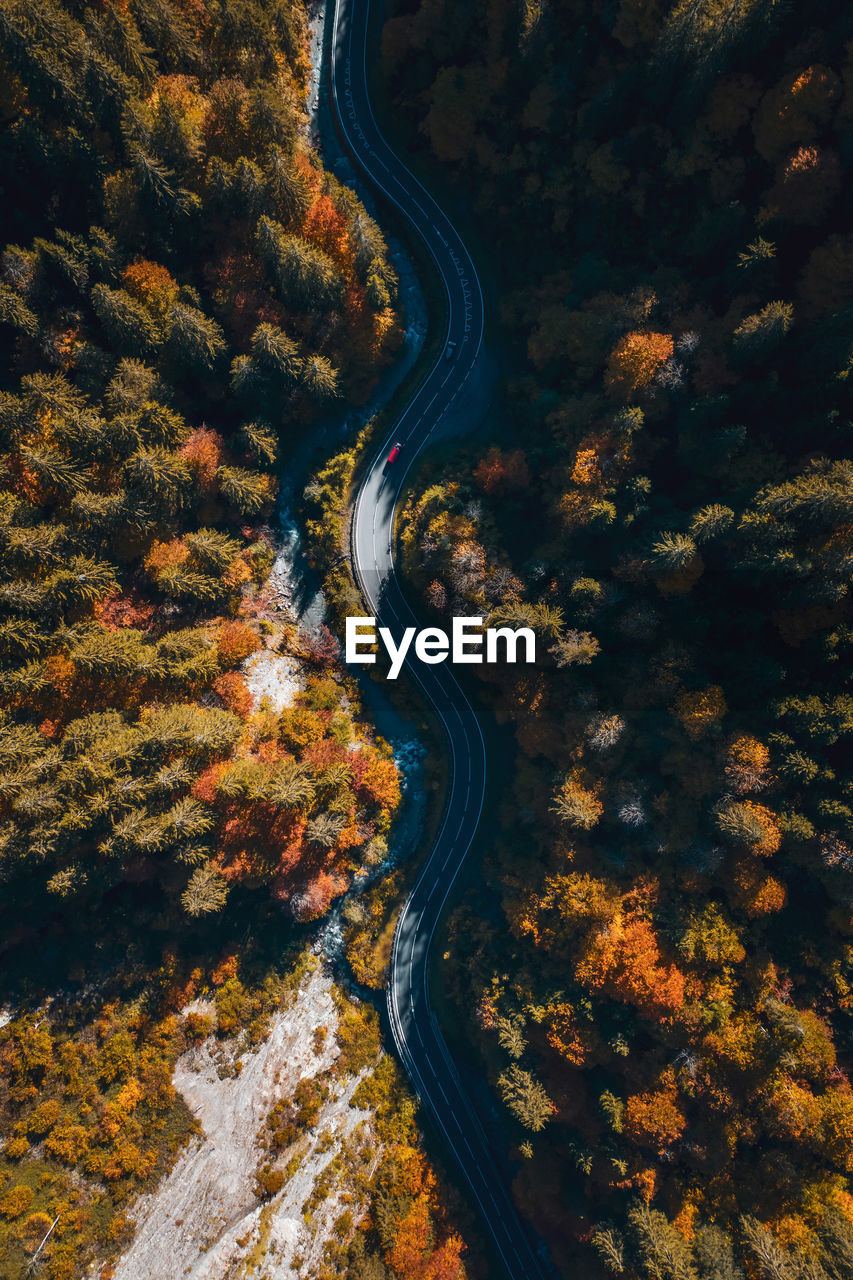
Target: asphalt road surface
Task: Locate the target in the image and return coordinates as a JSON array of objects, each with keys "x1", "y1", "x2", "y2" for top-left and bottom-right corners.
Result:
[{"x1": 330, "y1": 2, "x2": 548, "y2": 1276}]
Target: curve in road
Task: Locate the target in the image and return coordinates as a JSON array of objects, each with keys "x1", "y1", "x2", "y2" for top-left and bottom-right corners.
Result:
[{"x1": 329, "y1": 3, "x2": 548, "y2": 1278}]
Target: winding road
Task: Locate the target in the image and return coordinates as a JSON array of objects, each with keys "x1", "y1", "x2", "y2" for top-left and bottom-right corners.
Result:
[{"x1": 329, "y1": 2, "x2": 547, "y2": 1277}]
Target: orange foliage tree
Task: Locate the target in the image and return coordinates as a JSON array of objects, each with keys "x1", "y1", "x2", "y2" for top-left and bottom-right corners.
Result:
[
  {"x1": 623, "y1": 1071, "x2": 687, "y2": 1154},
  {"x1": 729, "y1": 863, "x2": 787, "y2": 917},
  {"x1": 353, "y1": 751, "x2": 401, "y2": 811},
  {"x1": 122, "y1": 259, "x2": 179, "y2": 320},
  {"x1": 388, "y1": 1195, "x2": 466, "y2": 1280},
  {"x1": 304, "y1": 193, "x2": 351, "y2": 264},
  {"x1": 213, "y1": 671, "x2": 254, "y2": 716},
  {"x1": 216, "y1": 620, "x2": 261, "y2": 666},
  {"x1": 180, "y1": 426, "x2": 224, "y2": 491},
  {"x1": 144, "y1": 537, "x2": 188, "y2": 578},
  {"x1": 576, "y1": 914, "x2": 686, "y2": 1020},
  {"x1": 605, "y1": 330, "x2": 673, "y2": 399}
]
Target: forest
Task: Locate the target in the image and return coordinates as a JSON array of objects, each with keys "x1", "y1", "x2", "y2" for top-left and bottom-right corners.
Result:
[
  {"x1": 8, "y1": 0, "x2": 853, "y2": 1275},
  {"x1": 385, "y1": 0, "x2": 853, "y2": 1277},
  {"x1": 0, "y1": 0, "x2": 469, "y2": 1275},
  {"x1": 0, "y1": 0, "x2": 407, "y2": 927}
]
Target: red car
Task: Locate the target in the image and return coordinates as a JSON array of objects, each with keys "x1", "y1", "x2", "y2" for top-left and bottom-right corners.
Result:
[{"x1": 387, "y1": 441, "x2": 402, "y2": 464}]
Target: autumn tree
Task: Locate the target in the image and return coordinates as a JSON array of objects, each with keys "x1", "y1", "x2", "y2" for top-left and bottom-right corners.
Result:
[
  {"x1": 497, "y1": 1065, "x2": 554, "y2": 1132},
  {"x1": 606, "y1": 331, "x2": 674, "y2": 399}
]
